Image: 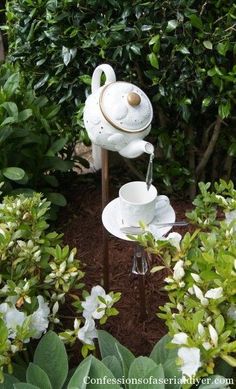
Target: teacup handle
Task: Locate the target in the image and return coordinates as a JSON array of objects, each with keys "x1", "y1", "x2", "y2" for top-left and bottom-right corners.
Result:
[{"x1": 155, "y1": 195, "x2": 169, "y2": 209}]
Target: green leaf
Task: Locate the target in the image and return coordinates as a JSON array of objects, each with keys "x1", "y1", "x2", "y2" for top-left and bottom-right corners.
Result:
[
  {"x1": 47, "y1": 138, "x2": 67, "y2": 155},
  {"x1": 3, "y1": 73, "x2": 20, "y2": 96},
  {"x1": 217, "y1": 42, "x2": 229, "y2": 56},
  {"x1": 79, "y1": 75, "x2": 91, "y2": 86},
  {"x1": 43, "y1": 175, "x2": 59, "y2": 187},
  {"x1": 198, "y1": 375, "x2": 230, "y2": 388},
  {"x1": 18, "y1": 109, "x2": 33, "y2": 122},
  {"x1": 33, "y1": 331, "x2": 68, "y2": 389},
  {"x1": 67, "y1": 356, "x2": 92, "y2": 389},
  {"x1": 62, "y1": 46, "x2": 71, "y2": 66},
  {"x1": 0, "y1": 374, "x2": 19, "y2": 389},
  {"x1": 2, "y1": 167, "x2": 25, "y2": 181},
  {"x1": 0, "y1": 102, "x2": 18, "y2": 119},
  {"x1": 177, "y1": 46, "x2": 190, "y2": 54},
  {"x1": 150, "y1": 335, "x2": 181, "y2": 389},
  {"x1": 166, "y1": 20, "x2": 178, "y2": 32},
  {"x1": 149, "y1": 34, "x2": 160, "y2": 46},
  {"x1": 202, "y1": 97, "x2": 212, "y2": 108},
  {"x1": 215, "y1": 315, "x2": 224, "y2": 334},
  {"x1": 42, "y1": 157, "x2": 74, "y2": 172},
  {"x1": 115, "y1": 342, "x2": 135, "y2": 381},
  {"x1": 150, "y1": 266, "x2": 166, "y2": 273},
  {"x1": 102, "y1": 356, "x2": 123, "y2": 379},
  {"x1": 148, "y1": 52, "x2": 159, "y2": 69},
  {"x1": 218, "y1": 102, "x2": 231, "y2": 119},
  {"x1": 97, "y1": 330, "x2": 135, "y2": 380},
  {"x1": 188, "y1": 14, "x2": 203, "y2": 30},
  {"x1": 0, "y1": 127, "x2": 13, "y2": 143},
  {"x1": 228, "y1": 143, "x2": 236, "y2": 157},
  {"x1": 203, "y1": 41, "x2": 213, "y2": 50},
  {"x1": 221, "y1": 354, "x2": 236, "y2": 367},
  {"x1": 0, "y1": 319, "x2": 8, "y2": 341},
  {"x1": 14, "y1": 385, "x2": 39, "y2": 389},
  {"x1": 11, "y1": 364, "x2": 27, "y2": 382},
  {"x1": 26, "y1": 363, "x2": 52, "y2": 389},
  {"x1": 47, "y1": 193, "x2": 67, "y2": 206},
  {"x1": 34, "y1": 73, "x2": 49, "y2": 90},
  {"x1": 128, "y1": 357, "x2": 165, "y2": 389},
  {"x1": 85, "y1": 356, "x2": 120, "y2": 389}
]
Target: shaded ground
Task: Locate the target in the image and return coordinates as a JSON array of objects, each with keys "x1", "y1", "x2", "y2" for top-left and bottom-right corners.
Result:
[{"x1": 58, "y1": 171, "x2": 193, "y2": 358}]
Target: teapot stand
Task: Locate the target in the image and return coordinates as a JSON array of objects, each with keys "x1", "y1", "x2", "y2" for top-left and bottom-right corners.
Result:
[
  {"x1": 101, "y1": 148, "x2": 148, "y2": 320},
  {"x1": 101, "y1": 148, "x2": 110, "y2": 291}
]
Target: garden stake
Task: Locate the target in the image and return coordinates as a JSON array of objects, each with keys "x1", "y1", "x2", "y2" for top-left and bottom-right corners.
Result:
[
  {"x1": 139, "y1": 276, "x2": 147, "y2": 320},
  {"x1": 101, "y1": 148, "x2": 110, "y2": 291},
  {"x1": 132, "y1": 245, "x2": 148, "y2": 320}
]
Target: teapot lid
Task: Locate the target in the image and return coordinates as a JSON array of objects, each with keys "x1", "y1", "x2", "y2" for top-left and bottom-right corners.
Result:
[{"x1": 99, "y1": 81, "x2": 153, "y2": 133}]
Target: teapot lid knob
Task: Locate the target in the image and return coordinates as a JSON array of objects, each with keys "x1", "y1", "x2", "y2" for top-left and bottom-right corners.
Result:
[{"x1": 127, "y1": 92, "x2": 141, "y2": 106}]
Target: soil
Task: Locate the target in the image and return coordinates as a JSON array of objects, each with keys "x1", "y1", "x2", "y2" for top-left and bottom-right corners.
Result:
[{"x1": 57, "y1": 169, "x2": 193, "y2": 359}]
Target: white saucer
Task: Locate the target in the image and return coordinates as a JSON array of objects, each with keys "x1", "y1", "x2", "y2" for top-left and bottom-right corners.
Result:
[{"x1": 102, "y1": 197, "x2": 176, "y2": 241}]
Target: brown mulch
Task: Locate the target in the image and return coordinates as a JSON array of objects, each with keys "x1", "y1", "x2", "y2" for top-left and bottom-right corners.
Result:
[{"x1": 58, "y1": 171, "x2": 193, "y2": 358}]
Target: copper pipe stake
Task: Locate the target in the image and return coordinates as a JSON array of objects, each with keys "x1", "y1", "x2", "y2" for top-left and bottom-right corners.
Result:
[{"x1": 101, "y1": 148, "x2": 110, "y2": 291}]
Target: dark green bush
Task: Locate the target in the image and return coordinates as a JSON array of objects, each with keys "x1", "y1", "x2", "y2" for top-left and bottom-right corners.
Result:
[
  {"x1": 0, "y1": 62, "x2": 74, "y2": 206},
  {"x1": 6, "y1": 0, "x2": 236, "y2": 196}
]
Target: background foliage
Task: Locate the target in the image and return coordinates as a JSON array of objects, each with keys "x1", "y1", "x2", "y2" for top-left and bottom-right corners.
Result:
[
  {"x1": 5, "y1": 0, "x2": 236, "y2": 196},
  {"x1": 0, "y1": 62, "x2": 75, "y2": 208}
]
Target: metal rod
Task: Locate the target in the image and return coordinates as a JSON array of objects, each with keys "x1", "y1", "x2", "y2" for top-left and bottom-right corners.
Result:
[
  {"x1": 138, "y1": 275, "x2": 147, "y2": 320},
  {"x1": 101, "y1": 148, "x2": 110, "y2": 291}
]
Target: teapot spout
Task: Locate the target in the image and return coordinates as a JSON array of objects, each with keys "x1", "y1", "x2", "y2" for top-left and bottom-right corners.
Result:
[{"x1": 119, "y1": 140, "x2": 154, "y2": 159}]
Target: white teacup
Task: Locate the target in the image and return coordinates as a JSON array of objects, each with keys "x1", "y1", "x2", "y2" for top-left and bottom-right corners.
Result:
[{"x1": 119, "y1": 181, "x2": 169, "y2": 227}]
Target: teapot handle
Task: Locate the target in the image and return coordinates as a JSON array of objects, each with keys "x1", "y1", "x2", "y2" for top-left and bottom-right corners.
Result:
[{"x1": 91, "y1": 64, "x2": 116, "y2": 93}]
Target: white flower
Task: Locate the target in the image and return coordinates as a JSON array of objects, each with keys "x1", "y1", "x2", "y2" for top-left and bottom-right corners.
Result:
[
  {"x1": 74, "y1": 318, "x2": 80, "y2": 331},
  {"x1": 177, "y1": 303, "x2": 183, "y2": 312},
  {"x1": 93, "y1": 294, "x2": 113, "y2": 320},
  {"x1": 191, "y1": 273, "x2": 201, "y2": 283},
  {"x1": 188, "y1": 287, "x2": 194, "y2": 295},
  {"x1": 30, "y1": 296, "x2": 50, "y2": 339},
  {"x1": 77, "y1": 318, "x2": 97, "y2": 345},
  {"x1": 167, "y1": 232, "x2": 182, "y2": 250},
  {"x1": 208, "y1": 324, "x2": 218, "y2": 347},
  {"x1": 172, "y1": 332, "x2": 188, "y2": 345},
  {"x1": 0, "y1": 302, "x2": 9, "y2": 314},
  {"x1": 164, "y1": 277, "x2": 174, "y2": 284},
  {"x1": 234, "y1": 260, "x2": 236, "y2": 271},
  {"x1": 52, "y1": 301, "x2": 59, "y2": 316},
  {"x1": 5, "y1": 307, "x2": 26, "y2": 339},
  {"x1": 227, "y1": 304, "x2": 236, "y2": 320},
  {"x1": 0, "y1": 228, "x2": 5, "y2": 237},
  {"x1": 205, "y1": 287, "x2": 223, "y2": 299},
  {"x1": 178, "y1": 347, "x2": 201, "y2": 377},
  {"x1": 82, "y1": 285, "x2": 113, "y2": 320},
  {"x1": 82, "y1": 285, "x2": 106, "y2": 319},
  {"x1": 203, "y1": 342, "x2": 212, "y2": 350},
  {"x1": 173, "y1": 260, "x2": 185, "y2": 282},
  {"x1": 198, "y1": 323, "x2": 205, "y2": 337},
  {"x1": 193, "y1": 285, "x2": 208, "y2": 306}
]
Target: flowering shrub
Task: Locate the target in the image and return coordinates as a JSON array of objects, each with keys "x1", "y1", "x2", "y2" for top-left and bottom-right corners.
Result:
[
  {"x1": 0, "y1": 192, "x2": 83, "y2": 378},
  {"x1": 133, "y1": 181, "x2": 236, "y2": 381},
  {"x1": 1, "y1": 330, "x2": 230, "y2": 389},
  {"x1": 59, "y1": 285, "x2": 121, "y2": 357},
  {"x1": 0, "y1": 192, "x2": 120, "y2": 379},
  {"x1": 186, "y1": 180, "x2": 236, "y2": 229}
]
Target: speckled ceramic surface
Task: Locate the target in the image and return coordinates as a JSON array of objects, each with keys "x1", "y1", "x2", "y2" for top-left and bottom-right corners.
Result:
[{"x1": 83, "y1": 64, "x2": 153, "y2": 158}]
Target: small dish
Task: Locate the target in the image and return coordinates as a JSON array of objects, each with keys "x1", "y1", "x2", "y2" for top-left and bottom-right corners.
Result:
[{"x1": 102, "y1": 197, "x2": 176, "y2": 241}]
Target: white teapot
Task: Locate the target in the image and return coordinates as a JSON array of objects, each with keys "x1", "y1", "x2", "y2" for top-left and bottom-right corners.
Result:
[{"x1": 83, "y1": 64, "x2": 154, "y2": 169}]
